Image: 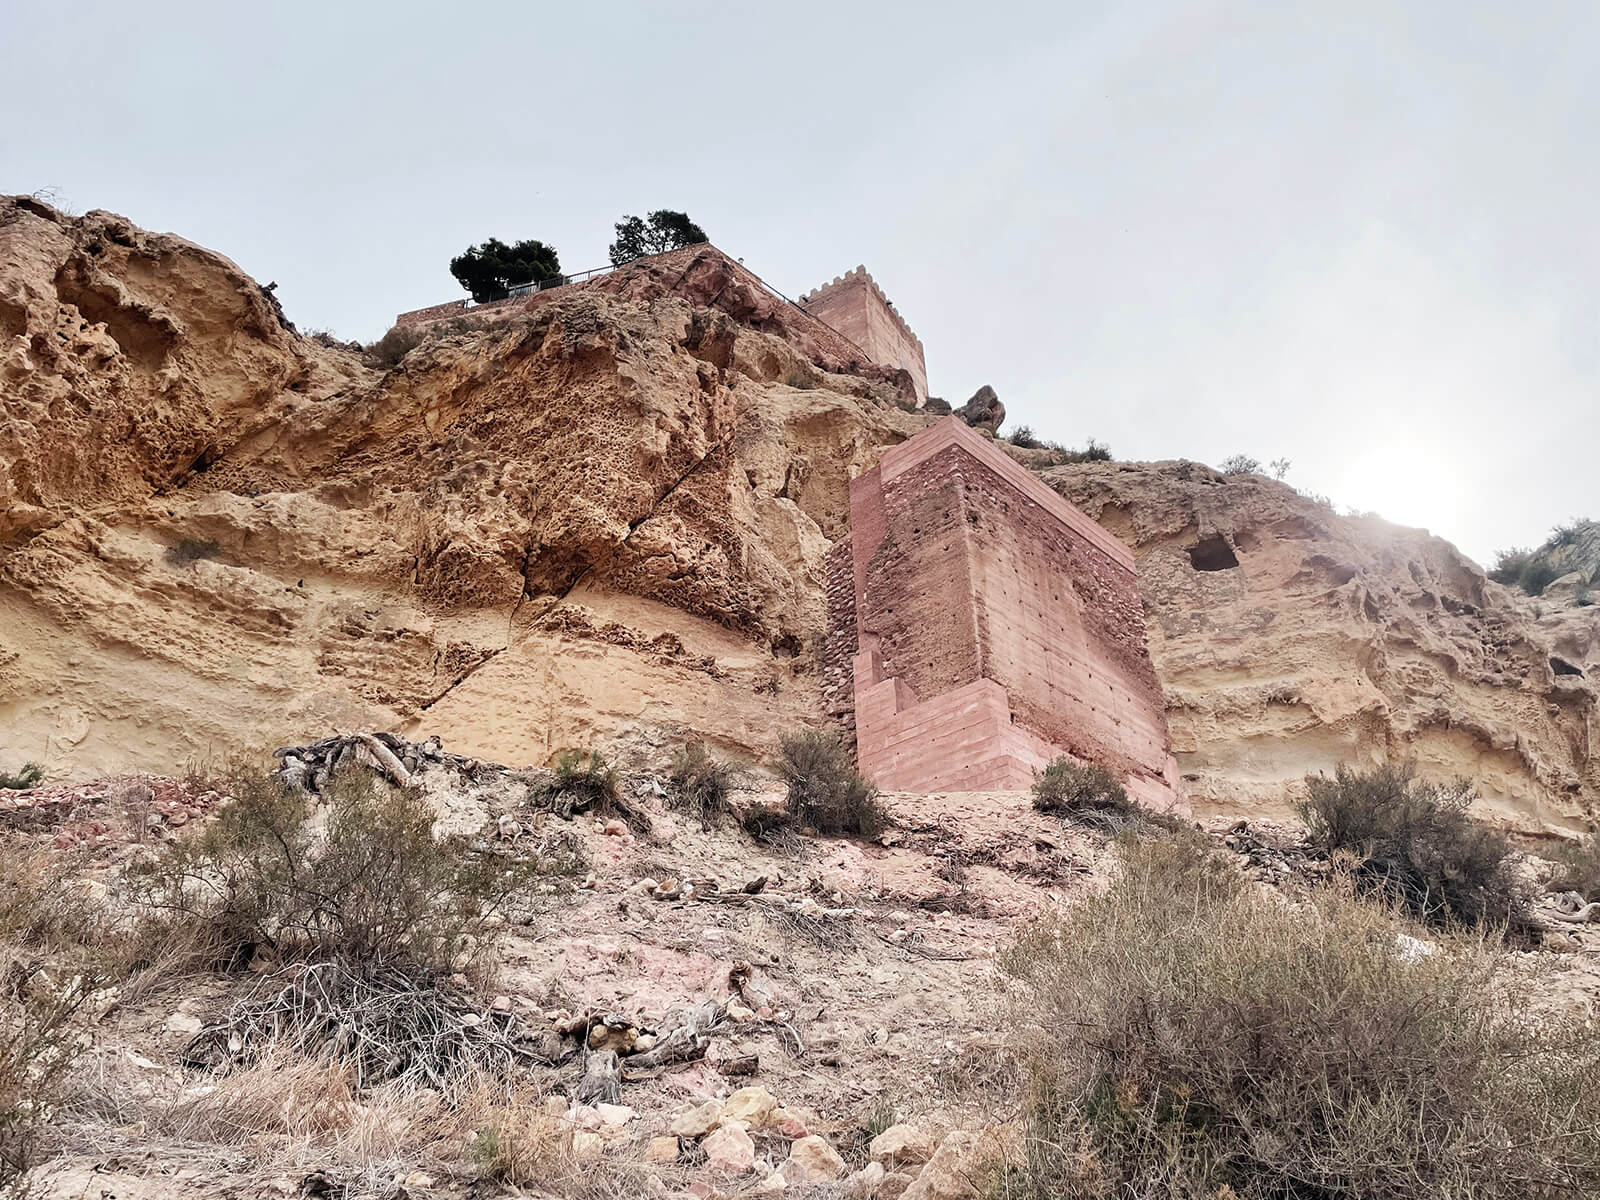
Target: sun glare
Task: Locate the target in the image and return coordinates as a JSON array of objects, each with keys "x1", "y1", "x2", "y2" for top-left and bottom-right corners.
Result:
[{"x1": 1332, "y1": 443, "x2": 1463, "y2": 538}]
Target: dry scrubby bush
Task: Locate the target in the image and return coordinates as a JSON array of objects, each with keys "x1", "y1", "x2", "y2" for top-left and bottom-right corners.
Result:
[
  {"x1": 365, "y1": 324, "x2": 425, "y2": 368},
  {"x1": 55, "y1": 1051, "x2": 654, "y2": 1197},
  {"x1": 1491, "y1": 519, "x2": 1597, "y2": 600},
  {"x1": 1032, "y1": 758, "x2": 1131, "y2": 816},
  {"x1": 1031, "y1": 757, "x2": 1178, "y2": 833},
  {"x1": 0, "y1": 763, "x2": 41, "y2": 791},
  {"x1": 1005, "y1": 426, "x2": 1113, "y2": 463},
  {"x1": 0, "y1": 847, "x2": 110, "y2": 1187},
  {"x1": 1550, "y1": 833, "x2": 1600, "y2": 901},
  {"x1": 126, "y1": 766, "x2": 543, "y2": 971},
  {"x1": 1298, "y1": 763, "x2": 1528, "y2": 930},
  {"x1": 666, "y1": 741, "x2": 740, "y2": 829},
  {"x1": 776, "y1": 730, "x2": 885, "y2": 836},
  {"x1": 999, "y1": 834, "x2": 1600, "y2": 1200}
]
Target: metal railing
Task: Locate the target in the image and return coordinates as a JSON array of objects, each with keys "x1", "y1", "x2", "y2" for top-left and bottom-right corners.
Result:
[{"x1": 501, "y1": 262, "x2": 618, "y2": 301}]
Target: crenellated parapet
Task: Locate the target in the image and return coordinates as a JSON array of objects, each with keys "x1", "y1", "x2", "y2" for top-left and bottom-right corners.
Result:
[{"x1": 799, "y1": 266, "x2": 928, "y2": 406}]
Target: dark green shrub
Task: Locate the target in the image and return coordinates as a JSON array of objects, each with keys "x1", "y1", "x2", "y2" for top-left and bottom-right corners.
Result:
[
  {"x1": 450, "y1": 237, "x2": 562, "y2": 304},
  {"x1": 1031, "y1": 757, "x2": 1132, "y2": 816},
  {"x1": 667, "y1": 741, "x2": 739, "y2": 830},
  {"x1": 1219, "y1": 453, "x2": 1261, "y2": 475},
  {"x1": 1489, "y1": 520, "x2": 1598, "y2": 598},
  {"x1": 1298, "y1": 762, "x2": 1528, "y2": 930},
  {"x1": 997, "y1": 833, "x2": 1600, "y2": 1200},
  {"x1": 607, "y1": 210, "x2": 708, "y2": 266},
  {"x1": 775, "y1": 730, "x2": 884, "y2": 836},
  {"x1": 1007, "y1": 425, "x2": 1045, "y2": 449},
  {"x1": 0, "y1": 763, "x2": 41, "y2": 791},
  {"x1": 127, "y1": 766, "x2": 541, "y2": 970}
]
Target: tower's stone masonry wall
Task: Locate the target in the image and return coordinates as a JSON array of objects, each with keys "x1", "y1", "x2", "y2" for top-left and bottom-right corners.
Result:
[
  {"x1": 819, "y1": 538, "x2": 860, "y2": 751},
  {"x1": 847, "y1": 417, "x2": 1179, "y2": 807}
]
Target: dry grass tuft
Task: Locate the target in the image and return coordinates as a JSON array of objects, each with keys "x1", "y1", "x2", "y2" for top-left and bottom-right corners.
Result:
[
  {"x1": 665, "y1": 740, "x2": 741, "y2": 830},
  {"x1": 996, "y1": 832, "x2": 1600, "y2": 1200}
]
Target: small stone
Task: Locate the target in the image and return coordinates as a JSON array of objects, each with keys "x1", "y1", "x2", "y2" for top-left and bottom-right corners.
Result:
[
  {"x1": 644, "y1": 1135, "x2": 680, "y2": 1163},
  {"x1": 670, "y1": 1099, "x2": 724, "y2": 1139},
  {"x1": 603, "y1": 819, "x2": 628, "y2": 836},
  {"x1": 596, "y1": 1102, "x2": 636, "y2": 1126},
  {"x1": 403, "y1": 1172, "x2": 434, "y2": 1188},
  {"x1": 491, "y1": 994, "x2": 513, "y2": 1013},
  {"x1": 164, "y1": 1012, "x2": 203, "y2": 1035},
  {"x1": 719, "y1": 1085, "x2": 778, "y2": 1129},
  {"x1": 869, "y1": 1123, "x2": 936, "y2": 1168},
  {"x1": 725, "y1": 1001, "x2": 757, "y2": 1023},
  {"x1": 569, "y1": 1129, "x2": 606, "y2": 1161},
  {"x1": 772, "y1": 1107, "x2": 810, "y2": 1138},
  {"x1": 785, "y1": 1135, "x2": 846, "y2": 1182},
  {"x1": 568, "y1": 1103, "x2": 603, "y2": 1130},
  {"x1": 845, "y1": 1162, "x2": 886, "y2": 1199},
  {"x1": 702, "y1": 1122, "x2": 756, "y2": 1173}
]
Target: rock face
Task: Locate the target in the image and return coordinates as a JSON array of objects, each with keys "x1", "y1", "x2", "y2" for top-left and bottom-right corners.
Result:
[
  {"x1": 954, "y1": 385, "x2": 1004, "y2": 433},
  {"x1": 0, "y1": 197, "x2": 924, "y2": 777},
  {"x1": 3, "y1": 196, "x2": 1597, "y2": 837},
  {"x1": 1044, "y1": 460, "x2": 1600, "y2": 833}
]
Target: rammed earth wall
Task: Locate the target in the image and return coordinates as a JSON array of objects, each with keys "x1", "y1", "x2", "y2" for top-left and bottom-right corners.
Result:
[{"x1": 846, "y1": 418, "x2": 1179, "y2": 807}]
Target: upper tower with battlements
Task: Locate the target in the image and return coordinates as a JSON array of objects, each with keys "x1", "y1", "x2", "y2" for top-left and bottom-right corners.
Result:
[{"x1": 799, "y1": 267, "x2": 928, "y2": 407}]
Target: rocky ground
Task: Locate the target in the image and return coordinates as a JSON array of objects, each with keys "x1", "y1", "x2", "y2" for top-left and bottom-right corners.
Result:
[{"x1": 5, "y1": 746, "x2": 1597, "y2": 1200}]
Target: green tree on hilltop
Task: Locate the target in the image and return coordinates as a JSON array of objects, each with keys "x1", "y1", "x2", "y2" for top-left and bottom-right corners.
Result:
[
  {"x1": 607, "y1": 210, "x2": 708, "y2": 265},
  {"x1": 449, "y1": 237, "x2": 562, "y2": 304}
]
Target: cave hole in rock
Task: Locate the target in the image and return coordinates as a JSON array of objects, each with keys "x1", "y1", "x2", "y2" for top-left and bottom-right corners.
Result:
[
  {"x1": 1550, "y1": 656, "x2": 1584, "y2": 677},
  {"x1": 1188, "y1": 534, "x2": 1240, "y2": 572}
]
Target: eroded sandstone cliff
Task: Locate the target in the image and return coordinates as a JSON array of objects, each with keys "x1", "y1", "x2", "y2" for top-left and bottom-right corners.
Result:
[
  {"x1": 1040, "y1": 457, "x2": 1600, "y2": 834},
  {"x1": 3, "y1": 197, "x2": 1595, "y2": 835},
  {"x1": 0, "y1": 197, "x2": 923, "y2": 775}
]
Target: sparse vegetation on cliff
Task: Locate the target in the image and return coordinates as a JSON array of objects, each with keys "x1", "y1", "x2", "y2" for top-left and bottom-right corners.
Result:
[
  {"x1": 1031, "y1": 757, "x2": 1131, "y2": 817},
  {"x1": 666, "y1": 740, "x2": 740, "y2": 829},
  {"x1": 1005, "y1": 426, "x2": 1112, "y2": 463},
  {"x1": 1550, "y1": 834, "x2": 1600, "y2": 902},
  {"x1": 365, "y1": 323, "x2": 425, "y2": 368},
  {"x1": 126, "y1": 766, "x2": 540, "y2": 971},
  {"x1": 1492, "y1": 519, "x2": 1598, "y2": 600},
  {"x1": 776, "y1": 730, "x2": 884, "y2": 836},
  {"x1": 1297, "y1": 762, "x2": 1528, "y2": 931},
  {"x1": 998, "y1": 833, "x2": 1600, "y2": 1200}
]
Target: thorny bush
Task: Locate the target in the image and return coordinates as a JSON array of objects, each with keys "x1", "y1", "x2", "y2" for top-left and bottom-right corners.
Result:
[
  {"x1": 0, "y1": 846, "x2": 109, "y2": 1188},
  {"x1": 666, "y1": 740, "x2": 740, "y2": 830},
  {"x1": 127, "y1": 765, "x2": 547, "y2": 971},
  {"x1": 1297, "y1": 762, "x2": 1529, "y2": 930},
  {"x1": 997, "y1": 832, "x2": 1600, "y2": 1200},
  {"x1": 776, "y1": 730, "x2": 885, "y2": 837}
]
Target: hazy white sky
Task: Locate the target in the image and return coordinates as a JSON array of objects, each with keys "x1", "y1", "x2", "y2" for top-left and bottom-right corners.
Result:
[{"x1": 4, "y1": 0, "x2": 1594, "y2": 565}]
